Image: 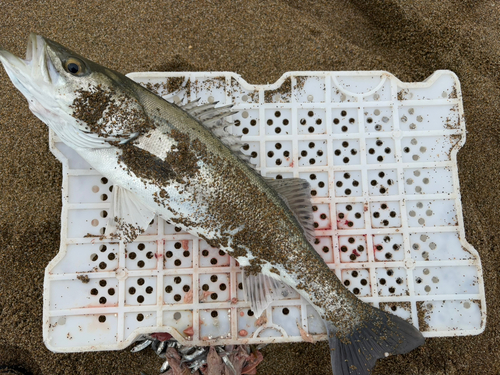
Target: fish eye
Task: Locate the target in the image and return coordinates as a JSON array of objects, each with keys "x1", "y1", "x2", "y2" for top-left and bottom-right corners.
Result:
[{"x1": 64, "y1": 57, "x2": 85, "y2": 76}]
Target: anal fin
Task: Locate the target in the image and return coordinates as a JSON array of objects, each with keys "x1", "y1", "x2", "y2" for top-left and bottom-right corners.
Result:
[{"x1": 241, "y1": 271, "x2": 294, "y2": 318}]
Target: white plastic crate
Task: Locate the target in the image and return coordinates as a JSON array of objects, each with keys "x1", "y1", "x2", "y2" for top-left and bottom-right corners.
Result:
[{"x1": 43, "y1": 70, "x2": 486, "y2": 353}]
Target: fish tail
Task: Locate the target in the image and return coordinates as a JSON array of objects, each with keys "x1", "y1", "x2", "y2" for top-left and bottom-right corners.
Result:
[{"x1": 325, "y1": 305, "x2": 424, "y2": 375}]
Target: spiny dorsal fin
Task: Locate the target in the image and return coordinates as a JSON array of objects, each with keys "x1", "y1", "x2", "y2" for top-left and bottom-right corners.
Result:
[
  {"x1": 181, "y1": 100, "x2": 236, "y2": 125},
  {"x1": 265, "y1": 178, "x2": 315, "y2": 243},
  {"x1": 180, "y1": 99, "x2": 256, "y2": 167},
  {"x1": 180, "y1": 98, "x2": 201, "y2": 111}
]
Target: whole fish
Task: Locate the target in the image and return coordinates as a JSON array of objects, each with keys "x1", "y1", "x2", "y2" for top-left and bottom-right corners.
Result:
[{"x1": 0, "y1": 34, "x2": 424, "y2": 374}]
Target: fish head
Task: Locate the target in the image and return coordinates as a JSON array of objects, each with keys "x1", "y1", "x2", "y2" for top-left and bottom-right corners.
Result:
[{"x1": 0, "y1": 33, "x2": 148, "y2": 147}]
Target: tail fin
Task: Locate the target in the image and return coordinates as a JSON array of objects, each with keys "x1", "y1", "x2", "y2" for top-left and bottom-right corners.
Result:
[{"x1": 326, "y1": 306, "x2": 425, "y2": 375}]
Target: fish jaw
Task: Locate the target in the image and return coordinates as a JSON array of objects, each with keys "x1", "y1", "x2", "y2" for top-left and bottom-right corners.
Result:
[
  {"x1": 0, "y1": 34, "x2": 55, "y2": 100},
  {"x1": 0, "y1": 34, "x2": 69, "y2": 126}
]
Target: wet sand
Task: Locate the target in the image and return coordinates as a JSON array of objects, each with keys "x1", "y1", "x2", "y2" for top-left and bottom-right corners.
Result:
[{"x1": 1, "y1": 1, "x2": 499, "y2": 374}]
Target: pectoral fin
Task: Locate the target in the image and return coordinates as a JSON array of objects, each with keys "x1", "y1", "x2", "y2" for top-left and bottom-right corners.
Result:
[{"x1": 105, "y1": 185, "x2": 155, "y2": 243}]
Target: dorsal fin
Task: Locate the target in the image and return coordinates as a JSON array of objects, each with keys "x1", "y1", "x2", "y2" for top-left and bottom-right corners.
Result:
[
  {"x1": 180, "y1": 98, "x2": 201, "y2": 111},
  {"x1": 180, "y1": 99, "x2": 255, "y2": 167},
  {"x1": 180, "y1": 100, "x2": 236, "y2": 125},
  {"x1": 265, "y1": 178, "x2": 315, "y2": 243}
]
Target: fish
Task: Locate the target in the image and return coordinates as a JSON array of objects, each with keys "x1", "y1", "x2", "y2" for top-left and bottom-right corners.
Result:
[
  {"x1": 0, "y1": 34, "x2": 425, "y2": 374},
  {"x1": 130, "y1": 339, "x2": 153, "y2": 353},
  {"x1": 160, "y1": 358, "x2": 170, "y2": 374},
  {"x1": 181, "y1": 347, "x2": 207, "y2": 363},
  {"x1": 157, "y1": 340, "x2": 168, "y2": 356}
]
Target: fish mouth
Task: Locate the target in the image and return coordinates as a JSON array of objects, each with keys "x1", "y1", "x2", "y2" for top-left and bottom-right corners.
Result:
[
  {"x1": 0, "y1": 33, "x2": 55, "y2": 97},
  {"x1": 0, "y1": 39, "x2": 28, "y2": 76}
]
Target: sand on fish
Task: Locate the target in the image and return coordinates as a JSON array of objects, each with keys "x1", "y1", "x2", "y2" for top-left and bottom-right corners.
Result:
[{"x1": 1, "y1": 1, "x2": 500, "y2": 374}]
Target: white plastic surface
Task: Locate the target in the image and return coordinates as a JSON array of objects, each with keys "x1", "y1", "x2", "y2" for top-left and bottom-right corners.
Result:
[{"x1": 43, "y1": 70, "x2": 486, "y2": 353}]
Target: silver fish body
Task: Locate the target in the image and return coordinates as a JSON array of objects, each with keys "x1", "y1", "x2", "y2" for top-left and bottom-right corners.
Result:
[
  {"x1": 0, "y1": 34, "x2": 425, "y2": 375},
  {"x1": 131, "y1": 339, "x2": 153, "y2": 353}
]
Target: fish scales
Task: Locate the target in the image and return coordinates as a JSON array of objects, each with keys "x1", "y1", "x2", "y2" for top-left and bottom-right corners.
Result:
[
  {"x1": 0, "y1": 34, "x2": 425, "y2": 375},
  {"x1": 130, "y1": 89, "x2": 361, "y2": 324}
]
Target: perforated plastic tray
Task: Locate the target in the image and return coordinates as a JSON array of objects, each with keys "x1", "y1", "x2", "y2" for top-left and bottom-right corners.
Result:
[{"x1": 43, "y1": 70, "x2": 486, "y2": 353}]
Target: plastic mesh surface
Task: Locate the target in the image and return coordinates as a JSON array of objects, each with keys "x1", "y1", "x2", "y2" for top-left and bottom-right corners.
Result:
[{"x1": 43, "y1": 70, "x2": 485, "y2": 352}]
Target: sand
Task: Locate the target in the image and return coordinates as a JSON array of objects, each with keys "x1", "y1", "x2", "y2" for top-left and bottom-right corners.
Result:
[{"x1": 0, "y1": 0, "x2": 499, "y2": 374}]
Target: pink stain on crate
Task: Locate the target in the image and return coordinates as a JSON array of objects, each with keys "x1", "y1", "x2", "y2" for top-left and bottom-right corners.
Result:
[
  {"x1": 183, "y1": 326, "x2": 194, "y2": 336},
  {"x1": 183, "y1": 289, "x2": 193, "y2": 304},
  {"x1": 239, "y1": 329, "x2": 248, "y2": 337},
  {"x1": 297, "y1": 324, "x2": 314, "y2": 343},
  {"x1": 200, "y1": 290, "x2": 214, "y2": 302}
]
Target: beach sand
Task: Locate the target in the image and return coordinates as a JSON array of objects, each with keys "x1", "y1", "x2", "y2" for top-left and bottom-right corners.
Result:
[{"x1": 0, "y1": 1, "x2": 499, "y2": 374}]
